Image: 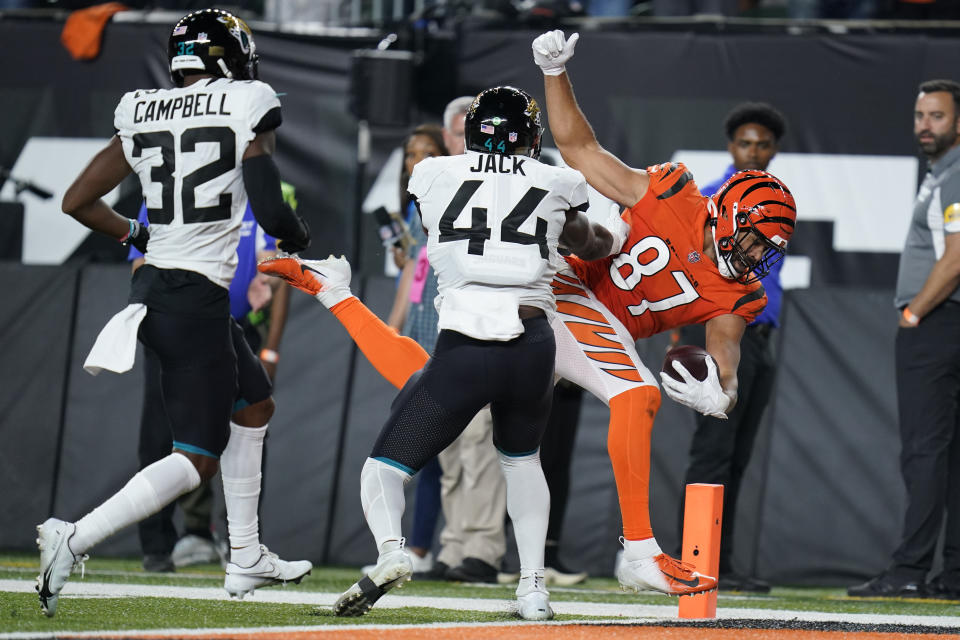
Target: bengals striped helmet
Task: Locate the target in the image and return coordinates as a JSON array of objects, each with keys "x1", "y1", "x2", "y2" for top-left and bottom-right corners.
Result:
[{"x1": 709, "y1": 170, "x2": 796, "y2": 284}]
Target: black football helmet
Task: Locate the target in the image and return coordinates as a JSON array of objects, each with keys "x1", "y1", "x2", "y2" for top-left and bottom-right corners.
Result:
[
  {"x1": 168, "y1": 8, "x2": 259, "y2": 87},
  {"x1": 465, "y1": 86, "x2": 543, "y2": 159}
]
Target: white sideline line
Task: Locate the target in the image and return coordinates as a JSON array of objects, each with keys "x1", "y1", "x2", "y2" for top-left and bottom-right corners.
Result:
[{"x1": 2, "y1": 578, "x2": 958, "y2": 634}]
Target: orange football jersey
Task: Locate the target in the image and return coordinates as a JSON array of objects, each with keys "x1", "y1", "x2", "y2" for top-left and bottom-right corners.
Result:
[{"x1": 565, "y1": 162, "x2": 766, "y2": 340}]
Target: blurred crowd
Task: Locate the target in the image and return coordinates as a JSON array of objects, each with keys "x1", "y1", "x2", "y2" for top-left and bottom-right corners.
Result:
[{"x1": 3, "y1": 0, "x2": 960, "y2": 22}]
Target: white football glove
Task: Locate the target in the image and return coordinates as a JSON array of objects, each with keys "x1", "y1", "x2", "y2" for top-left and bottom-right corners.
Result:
[
  {"x1": 532, "y1": 30, "x2": 580, "y2": 76},
  {"x1": 602, "y1": 203, "x2": 630, "y2": 256},
  {"x1": 659, "y1": 356, "x2": 730, "y2": 419}
]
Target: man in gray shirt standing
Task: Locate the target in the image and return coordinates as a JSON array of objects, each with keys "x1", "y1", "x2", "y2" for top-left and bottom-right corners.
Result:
[{"x1": 849, "y1": 79, "x2": 960, "y2": 599}]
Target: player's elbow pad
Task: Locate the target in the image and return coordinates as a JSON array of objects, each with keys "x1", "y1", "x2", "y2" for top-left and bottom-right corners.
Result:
[{"x1": 242, "y1": 155, "x2": 307, "y2": 244}]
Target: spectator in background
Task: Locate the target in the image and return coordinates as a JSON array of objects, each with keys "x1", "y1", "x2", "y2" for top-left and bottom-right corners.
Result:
[
  {"x1": 131, "y1": 187, "x2": 294, "y2": 572},
  {"x1": 788, "y1": 0, "x2": 877, "y2": 19},
  {"x1": 849, "y1": 79, "x2": 960, "y2": 600},
  {"x1": 675, "y1": 102, "x2": 787, "y2": 593},
  {"x1": 653, "y1": 0, "x2": 743, "y2": 16},
  {"x1": 890, "y1": 0, "x2": 960, "y2": 20}
]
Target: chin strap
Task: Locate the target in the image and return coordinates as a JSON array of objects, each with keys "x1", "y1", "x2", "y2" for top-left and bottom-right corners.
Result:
[
  {"x1": 217, "y1": 58, "x2": 234, "y2": 79},
  {"x1": 710, "y1": 224, "x2": 737, "y2": 281}
]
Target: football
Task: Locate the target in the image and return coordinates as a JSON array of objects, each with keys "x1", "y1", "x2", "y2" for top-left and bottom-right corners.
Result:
[{"x1": 662, "y1": 345, "x2": 712, "y2": 382}]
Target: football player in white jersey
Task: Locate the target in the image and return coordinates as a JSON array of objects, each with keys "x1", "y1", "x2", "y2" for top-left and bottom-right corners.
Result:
[
  {"x1": 36, "y1": 9, "x2": 312, "y2": 617},
  {"x1": 264, "y1": 86, "x2": 616, "y2": 620}
]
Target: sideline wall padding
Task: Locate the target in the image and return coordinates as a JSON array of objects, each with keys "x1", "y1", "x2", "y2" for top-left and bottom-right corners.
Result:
[
  {"x1": 55, "y1": 264, "x2": 142, "y2": 555},
  {"x1": 756, "y1": 288, "x2": 902, "y2": 584},
  {"x1": 0, "y1": 264, "x2": 909, "y2": 584},
  {"x1": 0, "y1": 264, "x2": 79, "y2": 549}
]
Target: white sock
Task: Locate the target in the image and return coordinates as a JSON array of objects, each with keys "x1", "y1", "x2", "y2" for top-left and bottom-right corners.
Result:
[
  {"x1": 623, "y1": 536, "x2": 662, "y2": 561},
  {"x1": 220, "y1": 422, "x2": 266, "y2": 567},
  {"x1": 359, "y1": 457, "x2": 411, "y2": 553},
  {"x1": 498, "y1": 450, "x2": 549, "y2": 572},
  {"x1": 71, "y1": 453, "x2": 200, "y2": 554}
]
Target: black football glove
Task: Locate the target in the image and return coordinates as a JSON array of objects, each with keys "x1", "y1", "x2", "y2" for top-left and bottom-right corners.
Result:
[
  {"x1": 121, "y1": 220, "x2": 150, "y2": 254},
  {"x1": 278, "y1": 214, "x2": 311, "y2": 254}
]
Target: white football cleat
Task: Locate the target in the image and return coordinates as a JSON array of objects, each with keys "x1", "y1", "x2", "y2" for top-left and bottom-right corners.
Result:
[
  {"x1": 362, "y1": 549, "x2": 433, "y2": 576},
  {"x1": 36, "y1": 518, "x2": 88, "y2": 617},
  {"x1": 257, "y1": 255, "x2": 353, "y2": 308},
  {"x1": 223, "y1": 545, "x2": 312, "y2": 599},
  {"x1": 335, "y1": 547, "x2": 413, "y2": 616},
  {"x1": 545, "y1": 565, "x2": 588, "y2": 586},
  {"x1": 516, "y1": 570, "x2": 554, "y2": 621},
  {"x1": 172, "y1": 534, "x2": 225, "y2": 568}
]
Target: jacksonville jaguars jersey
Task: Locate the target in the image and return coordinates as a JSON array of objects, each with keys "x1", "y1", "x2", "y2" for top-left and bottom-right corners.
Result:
[
  {"x1": 114, "y1": 77, "x2": 281, "y2": 289},
  {"x1": 408, "y1": 151, "x2": 588, "y2": 340}
]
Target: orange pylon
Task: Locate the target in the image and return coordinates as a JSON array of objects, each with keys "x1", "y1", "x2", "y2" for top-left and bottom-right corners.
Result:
[{"x1": 678, "y1": 483, "x2": 723, "y2": 619}]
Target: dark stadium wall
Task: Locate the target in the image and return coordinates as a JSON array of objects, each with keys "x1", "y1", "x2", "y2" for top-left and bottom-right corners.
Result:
[
  {"x1": 0, "y1": 261, "x2": 909, "y2": 584},
  {"x1": 0, "y1": 18, "x2": 944, "y2": 583}
]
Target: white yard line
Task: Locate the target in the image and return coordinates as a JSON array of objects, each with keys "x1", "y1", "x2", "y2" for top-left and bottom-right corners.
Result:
[{"x1": 1, "y1": 578, "x2": 958, "y2": 635}]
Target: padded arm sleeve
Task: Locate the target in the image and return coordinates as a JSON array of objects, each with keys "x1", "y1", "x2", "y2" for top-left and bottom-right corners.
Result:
[{"x1": 242, "y1": 154, "x2": 309, "y2": 248}]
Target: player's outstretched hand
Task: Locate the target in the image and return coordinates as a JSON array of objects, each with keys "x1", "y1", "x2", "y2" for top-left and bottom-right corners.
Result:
[
  {"x1": 659, "y1": 357, "x2": 729, "y2": 419},
  {"x1": 532, "y1": 30, "x2": 579, "y2": 76}
]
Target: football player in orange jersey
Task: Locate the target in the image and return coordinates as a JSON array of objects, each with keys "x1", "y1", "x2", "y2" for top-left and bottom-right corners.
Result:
[
  {"x1": 531, "y1": 30, "x2": 795, "y2": 594},
  {"x1": 258, "y1": 64, "x2": 796, "y2": 596}
]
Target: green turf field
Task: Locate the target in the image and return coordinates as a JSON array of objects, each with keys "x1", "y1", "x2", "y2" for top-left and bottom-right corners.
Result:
[{"x1": 1, "y1": 552, "x2": 957, "y2": 635}]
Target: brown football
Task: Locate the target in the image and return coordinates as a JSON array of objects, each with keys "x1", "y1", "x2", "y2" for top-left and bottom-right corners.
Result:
[{"x1": 662, "y1": 345, "x2": 711, "y2": 382}]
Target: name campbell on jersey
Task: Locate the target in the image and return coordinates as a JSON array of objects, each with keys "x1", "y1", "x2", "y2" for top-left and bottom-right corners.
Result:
[{"x1": 115, "y1": 77, "x2": 280, "y2": 288}]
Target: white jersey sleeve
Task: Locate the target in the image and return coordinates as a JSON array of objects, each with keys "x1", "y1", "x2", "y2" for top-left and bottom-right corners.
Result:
[
  {"x1": 407, "y1": 156, "x2": 443, "y2": 203},
  {"x1": 564, "y1": 169, "x2": 589, "y2": 212},
  {"x1": 244, "y1": 80, "x2": 282, "y2": 134}
]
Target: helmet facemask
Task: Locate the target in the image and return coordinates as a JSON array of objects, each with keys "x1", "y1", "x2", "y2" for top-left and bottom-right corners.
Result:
[
  {"x1": 710, "y1": 170, "x2": 796, "y2": 285},
  {"x1": 713, "y1": 204, "x2": 788, "y2": 284}
]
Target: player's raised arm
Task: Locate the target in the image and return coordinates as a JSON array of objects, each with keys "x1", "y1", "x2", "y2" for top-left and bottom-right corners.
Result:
[{"x1": 532, "y1": 31, "x2": 649, "y2": 209}]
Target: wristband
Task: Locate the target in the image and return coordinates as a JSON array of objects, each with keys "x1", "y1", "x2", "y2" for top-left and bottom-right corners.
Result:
[
  {"x1": 902, "y1": 307, "x2": 920, "y2": 326},
  {"x1": 119, "y1": 219, "x2": 135, "y2": 243},
  {"x1": 259, "y1": 348, "x2": 279, "y2": 364}
]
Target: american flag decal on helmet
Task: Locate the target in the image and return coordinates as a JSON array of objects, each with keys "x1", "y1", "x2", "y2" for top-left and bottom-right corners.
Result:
[
  {"x1": 480, "y1": 123, "x2": 494, "y2": 134},
  {"x1": 173, "y1": 25, "x2": 188, "y2": 36}
]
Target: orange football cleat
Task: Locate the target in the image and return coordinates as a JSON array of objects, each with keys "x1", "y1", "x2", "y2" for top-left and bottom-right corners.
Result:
[
  {"x1": 257, "y1": 256, "x2": 323, "y2": 295},
  {"x1": 617, "y1": 552, "x2": 717, "y2": 596},
  {"x1": 258, "y1": 255, "x2": 353, "y2": 308}
]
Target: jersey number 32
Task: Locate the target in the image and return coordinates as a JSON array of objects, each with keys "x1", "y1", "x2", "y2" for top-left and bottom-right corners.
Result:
[{"x1": 133, "y1": 126, "x2": 235, "y2": 225}]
